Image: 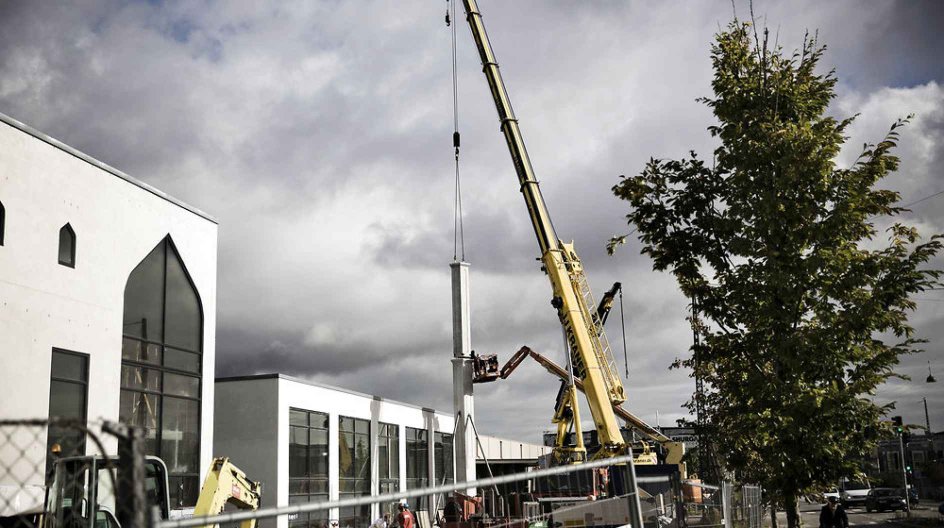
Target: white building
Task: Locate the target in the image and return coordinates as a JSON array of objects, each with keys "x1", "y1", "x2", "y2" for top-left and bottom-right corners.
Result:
[
  {"x1": 215, "y1": 374, "x2": 550, "y2": 528},
  {"x1": 0, "y1": 112, "x2": 218, "y2": 510}
]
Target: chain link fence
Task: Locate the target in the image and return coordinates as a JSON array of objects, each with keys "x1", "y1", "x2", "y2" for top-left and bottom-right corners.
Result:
[
  {"x1": 1, "y1": 422, "x2": 762, "y2": 528},
  {"x1": 0, "y1": 419, "x2": 156, "y2": 528}
]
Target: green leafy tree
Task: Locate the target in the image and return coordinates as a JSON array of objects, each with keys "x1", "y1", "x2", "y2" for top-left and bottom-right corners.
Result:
[{"x1": 611, "y1": 22, "x2": 941, "y2": 527}]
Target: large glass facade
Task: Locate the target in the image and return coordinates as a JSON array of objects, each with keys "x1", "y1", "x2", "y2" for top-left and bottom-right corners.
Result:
[
  {"x1": 339, "y1": 416, "x2": 370, "y2": 528},
  {"x1": 46, "y1": 350, "x2": 89, "y2": 480},
  {"x1": 406, "y1": 427, "x2": 428, "y2": 512},
  {"x1": 289, "y1": 409, "x2": 329, "y2": 528},
  {"x1": 378, "y1": 423, "x2": 400, "y2": 515},
  {"x1": 119, "y1": 237, "x2": 202, "y2": 507},
  {"x1": 433, "y1": 433, "x2": 455, "y2": 512}
]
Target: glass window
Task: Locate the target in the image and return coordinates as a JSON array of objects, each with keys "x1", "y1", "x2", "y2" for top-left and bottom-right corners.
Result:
[
  {"x1": 119, "y1": 237, "x2": 203, "y2": 507},
  {"x1": 58, "y1": 224, "x2": 75, "y2": 267},
  {"x1": 0, "y1": 199, "x2": 5, "y2": 246},
  {"x1": 434, "y1": 433, "x2": 454, "y2": 512},
  {"x1": 289, "y1": 409, "x2": 329, "y2": 528},
  {"x1": 339, "y1": 416, "x2": 371, "y2": 528},
  {"x1": 378, "y1": 423, "x2": 400, "y2": 516},
  {"x1": 46, "y1": 350, "x2": 89, "y2": 479},
  {"x1": 406, "y1": 427, "x2": 429, "y2": 512},
  {"x1": 51, "y1": 352, "x2": 88, "y2": 382}
]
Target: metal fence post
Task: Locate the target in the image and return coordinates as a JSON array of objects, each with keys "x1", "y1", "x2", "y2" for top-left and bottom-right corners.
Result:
[
  {"x1": 116, "y1": 424, "x2": 147, "y2": 528},
  {"x1": 722, "y1": 482, "x2": 732, "y2": 528}
]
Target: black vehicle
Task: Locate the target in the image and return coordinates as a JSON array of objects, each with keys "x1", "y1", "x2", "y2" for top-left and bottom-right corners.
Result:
[{"x1": 865, "y1": 488, "x2": 907, "y2": 513}]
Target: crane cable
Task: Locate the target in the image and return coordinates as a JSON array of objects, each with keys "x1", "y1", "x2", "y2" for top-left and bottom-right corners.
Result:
[
  {"x1": 447, "y1": 0, "x2": 465, "y2": 262},
  {"x1": 619, "y1": 286, "x2": 629, "y2": 379}
]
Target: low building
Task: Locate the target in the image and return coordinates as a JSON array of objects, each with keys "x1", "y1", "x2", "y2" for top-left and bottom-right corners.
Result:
[
  {"x1": 0, "y1": 111, "x2": 218, "y2": 512},
  {"x1": 873, "y1": 431, "x2": 944, "y2": 500},
  {"x1": 215, "y1": 374, "x2": 550, "y2": 528}
]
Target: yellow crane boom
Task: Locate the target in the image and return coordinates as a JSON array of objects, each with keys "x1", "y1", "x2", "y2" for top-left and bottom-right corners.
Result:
[{"x1": 460, "y1": 0, "x2": 627, "y2": 462}]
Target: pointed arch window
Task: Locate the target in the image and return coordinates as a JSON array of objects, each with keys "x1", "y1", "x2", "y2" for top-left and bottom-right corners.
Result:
[
  {"x1": 58, "y1": 223, "x2": 75, "y2": 267},
  {"x1": 120, "y1": 236, "x2": 203, "y2": 507}
]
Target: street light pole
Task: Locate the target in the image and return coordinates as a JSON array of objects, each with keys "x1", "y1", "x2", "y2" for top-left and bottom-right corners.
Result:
[
  {"x1": 924, "y1": 397, "x2": 932, "y2": 435},
  {"x1": 899, "y1": 432, "x2": 911, "y2": 515}
]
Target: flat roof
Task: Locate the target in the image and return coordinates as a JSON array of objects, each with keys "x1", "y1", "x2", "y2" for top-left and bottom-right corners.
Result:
[
  {"x1": 0, "y1": 111, "x2": 218, "y2": 224},
  {"x1": 216, "y1": 373, "x2": 447, "y2": 415}
]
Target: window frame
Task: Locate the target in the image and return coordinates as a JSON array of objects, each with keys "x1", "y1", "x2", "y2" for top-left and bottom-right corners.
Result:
[
  {"x1": 405, "y1": 427, "x2": 429, "y2": 511},
  {"x1": 338, "y1": 416, "x2": 371, "y2": 528},
  {"x1": 119, "y1": 237, "x2": 204, "y2": 507},
  {"x1": 58, "y1": 223, "x2": 76, "y2": 268},
  {"x1": 0, "y1": 199, "x2": 5, "y2": 246},
  {"x1": 46, "y1": 348, "x2": 90, "y2": 478},
  {"x1": 288, "y1": 408, "x2": 330, "y2": 528}
]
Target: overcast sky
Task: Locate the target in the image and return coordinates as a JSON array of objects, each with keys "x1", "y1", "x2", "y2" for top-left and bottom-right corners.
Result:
[{"x1": 1, "y1": 1, "x2": 942, "y2": 444}]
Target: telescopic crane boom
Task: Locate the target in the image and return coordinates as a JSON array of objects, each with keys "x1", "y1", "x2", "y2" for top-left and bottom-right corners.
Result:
[{"x1": 460, "y1": 0, "x2": 628, "y2": 463}]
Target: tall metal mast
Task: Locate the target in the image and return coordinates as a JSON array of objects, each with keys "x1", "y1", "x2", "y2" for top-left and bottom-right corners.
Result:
[{"x1": 461, "y1": 0, "x2": 627, "y2": 460}]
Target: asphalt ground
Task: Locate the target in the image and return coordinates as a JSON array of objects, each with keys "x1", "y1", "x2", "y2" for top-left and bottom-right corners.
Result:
[{"x1": 766, "y1": 501, "x2": 943, "y2": 527}]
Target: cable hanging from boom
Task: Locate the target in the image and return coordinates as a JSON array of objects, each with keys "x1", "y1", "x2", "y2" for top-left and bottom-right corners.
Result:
[{"x1": 447, "y1": 0, "x2": 465, "y2": 262}]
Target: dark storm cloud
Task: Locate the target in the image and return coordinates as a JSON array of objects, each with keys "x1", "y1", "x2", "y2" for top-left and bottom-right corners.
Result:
[{"x1": 1, "y1": 0, "x2": 942, "y2": 442}]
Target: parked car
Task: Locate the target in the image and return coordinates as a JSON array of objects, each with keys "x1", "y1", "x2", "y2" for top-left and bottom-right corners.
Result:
[{"x1": 865, "y1": 488, "x2": 907, "y2": 513}]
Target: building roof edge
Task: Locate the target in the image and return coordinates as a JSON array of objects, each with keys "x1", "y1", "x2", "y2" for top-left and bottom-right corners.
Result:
[
  {"x1": 0, "y1": 111, "x2": 218, "y2": 224},
  {"x1": 216, "y1": 373, "x2": 453, "y2": 417}
]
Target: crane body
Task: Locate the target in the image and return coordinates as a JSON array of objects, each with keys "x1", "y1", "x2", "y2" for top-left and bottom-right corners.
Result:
[{"x1": 460, "y1": 0, "x2": 627, "y2": 462}]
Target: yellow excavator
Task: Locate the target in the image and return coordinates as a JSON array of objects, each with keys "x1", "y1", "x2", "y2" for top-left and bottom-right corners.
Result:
[{"x1": 42, "y1": 454, "x2": 260, "y2": 528}]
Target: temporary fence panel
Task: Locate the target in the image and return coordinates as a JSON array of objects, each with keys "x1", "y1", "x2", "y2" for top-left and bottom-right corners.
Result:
[{"x1": 0, "y1": 419, "x2": 154, "y2": 528}]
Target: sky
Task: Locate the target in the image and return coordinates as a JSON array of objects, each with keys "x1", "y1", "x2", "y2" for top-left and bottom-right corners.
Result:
[{"x1": 0, "y1": 0, "x2": 942, "y2": 445}]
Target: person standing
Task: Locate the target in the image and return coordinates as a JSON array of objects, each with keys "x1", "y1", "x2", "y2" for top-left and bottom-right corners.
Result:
[
  {"x1": 396, "y1": 503, "x2": 416, "y2": 528},
  {"x1": 820, "y1": 496, "x2": 849, "y2": 528}
]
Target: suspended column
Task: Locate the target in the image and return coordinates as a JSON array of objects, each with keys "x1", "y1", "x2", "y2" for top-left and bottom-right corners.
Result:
[{"x1": 450, "y1": 261, "x2": 476, "y2": 495}]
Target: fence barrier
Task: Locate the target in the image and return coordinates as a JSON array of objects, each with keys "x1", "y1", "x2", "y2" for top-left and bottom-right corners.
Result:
[{"x1": 1, "y1": 419, "x2": 762, "y2": 528}]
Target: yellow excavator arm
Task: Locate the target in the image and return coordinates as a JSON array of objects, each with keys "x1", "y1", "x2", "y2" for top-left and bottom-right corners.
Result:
[{"x1": 194, "y1": 457, "x2": 262, "y2": 528}]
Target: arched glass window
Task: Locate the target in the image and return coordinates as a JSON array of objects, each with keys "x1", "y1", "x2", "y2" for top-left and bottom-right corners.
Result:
[
  {"x1": 0, "y1": 200, "x2": 5, "y2": 246},
  {"x1": 58, "y1": 223, "x2": 75, "y2": 267},
  {"x1": 120, "y1": 236, "x2": 203, "y2": 507}
]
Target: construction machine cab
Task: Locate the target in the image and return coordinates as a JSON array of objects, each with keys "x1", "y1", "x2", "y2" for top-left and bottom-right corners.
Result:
[{"x1": 45, "y1": 455, "x2": 170, "y2": 528}]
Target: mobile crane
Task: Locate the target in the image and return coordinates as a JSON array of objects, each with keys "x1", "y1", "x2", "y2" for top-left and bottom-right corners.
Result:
[{"x1": 459, "y1": 0, "x2": 632, "y2": 465}]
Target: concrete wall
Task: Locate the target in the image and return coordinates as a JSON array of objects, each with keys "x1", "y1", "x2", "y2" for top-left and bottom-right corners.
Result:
[
  {"x1": 0, "y1": 114, "x2": 218, "y2": 497},
  {"x1": 214, "y1": 378, "x2": 280, "y2": 509},
  {"x1": 475, "y1": 435, "x2": 551, "y2": 462}
]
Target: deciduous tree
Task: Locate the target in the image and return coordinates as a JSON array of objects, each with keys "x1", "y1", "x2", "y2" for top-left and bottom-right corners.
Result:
[{"x1": 611, "y1": 22, "x2": 941, "y2": 527}]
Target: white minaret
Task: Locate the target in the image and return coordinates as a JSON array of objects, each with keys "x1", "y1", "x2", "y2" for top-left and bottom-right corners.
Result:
[{"x1": 450, "y1": 261, "x2": 476, "y2": 495}]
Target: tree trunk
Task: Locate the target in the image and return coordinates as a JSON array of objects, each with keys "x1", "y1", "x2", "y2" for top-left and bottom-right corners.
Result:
[
  {"x1": 770, "y1": 502, "x2": 779, "y2": 528},
  {"x1": 784, "y1": 494, "x2": 801, "y2": 528}
]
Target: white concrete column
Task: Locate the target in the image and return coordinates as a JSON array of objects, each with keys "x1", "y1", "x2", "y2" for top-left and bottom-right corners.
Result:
[
  {"x1": 398, "y1": 425, "x2": 407, "y2": 500},
  {"x1": 370, "y1": 408, "x2": 379, "y2": 521},
  {"x1": 450, "y1": 261, "x2": 476, "y2": 496},
  {"x1": 329, "y1": 413, "x2": 340, "y2": 523}
]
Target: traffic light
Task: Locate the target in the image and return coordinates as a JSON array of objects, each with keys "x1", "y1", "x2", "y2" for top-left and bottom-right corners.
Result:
[{"x1": 892, "y1": 416, "x2": 903, "y2": 433}]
